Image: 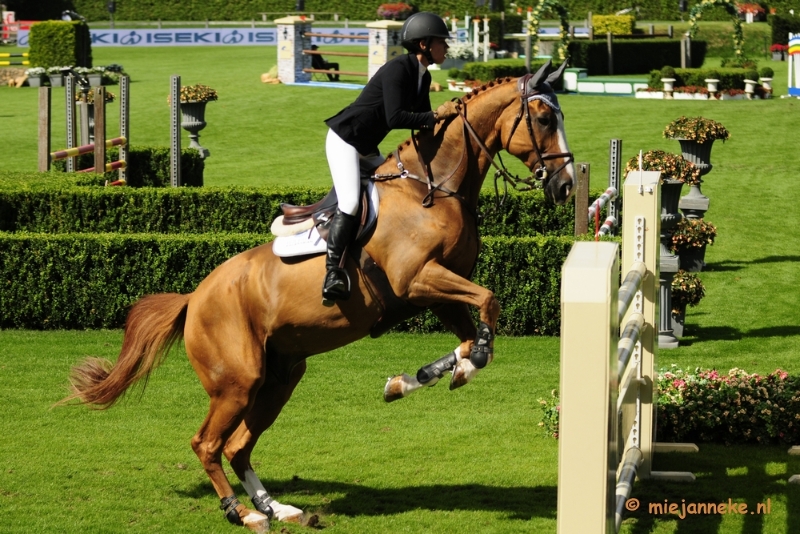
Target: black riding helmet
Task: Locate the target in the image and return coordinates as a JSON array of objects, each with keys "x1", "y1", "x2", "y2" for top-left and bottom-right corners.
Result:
[{"x1": 401, "y1": 12, "x2": 450, "y2": 63}]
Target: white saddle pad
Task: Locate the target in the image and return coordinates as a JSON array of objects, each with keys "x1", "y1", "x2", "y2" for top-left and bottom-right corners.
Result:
[{"x1": 272, "y1": 181, "x2": 380, "y2": 258}]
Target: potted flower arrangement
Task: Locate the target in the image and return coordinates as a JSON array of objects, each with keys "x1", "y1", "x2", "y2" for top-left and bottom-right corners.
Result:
[
  {"x1": 171, "y1": 84, "x2": 218, "y2": 159},
  {"x1": 738, "y1": 3, "x2": 765, "y2": 22},
  {"x1": 47, "y1": 66, "x2": 68, "y2": 87},
  {"x1": 624, "y1": 150, "x2": 701, "y2": 186},
  {"x1": 75, "y1": 89, "x2": 116, "y2": 104},
  {"x1": 74, "y1": 89, "x2": 116, "y2": 143},
  {"x1": 671, "y1": 217, "x2": 717, "y2": 272},
  {"x1": 671, "y1": 269, "x2": 706, "y2": 337},
  {"x1": 771, "y1": 43, "x2": 788, "y2": 61},
  {"x1": 660, "y1": 65, "x2": 677, "y2": 98},
  {"x1": 663, "y1": 116, "x2": 729, "y2": 177},
  {"x1": 376, "y1": 3, "x2": 413, "y2": 21},
  {"x1": 25, "y1": 67, "x2": 46, "y2": 87}
]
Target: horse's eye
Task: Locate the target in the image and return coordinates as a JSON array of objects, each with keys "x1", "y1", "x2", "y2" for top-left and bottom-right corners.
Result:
[{"x1": 537, "y1": 116, "x2": 550, "y2": 127}]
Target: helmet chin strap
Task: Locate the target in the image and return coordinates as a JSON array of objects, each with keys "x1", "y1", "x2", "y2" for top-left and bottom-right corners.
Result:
[{"x1": 421, "y1": 37, "x2": 434, "y2": 65}]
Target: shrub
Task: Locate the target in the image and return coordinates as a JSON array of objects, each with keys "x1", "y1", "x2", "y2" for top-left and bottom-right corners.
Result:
[
  {"x1": 569, "y1": 39, "x2": 707, "y2": 76},
  {"x1": 28, "y1": 20, "x2": 92, "y2": 68},
  {"x1": 759, "y1": 66, "x2": 774, "y2": 78},
  {"x1": 592, "y1": 14, "x2": 636, "y2": 35}
]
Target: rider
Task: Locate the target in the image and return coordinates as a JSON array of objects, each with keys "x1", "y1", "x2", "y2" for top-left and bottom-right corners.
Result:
[{"x1": 320, "y1": 11, "x2": 460, "y2": 306}]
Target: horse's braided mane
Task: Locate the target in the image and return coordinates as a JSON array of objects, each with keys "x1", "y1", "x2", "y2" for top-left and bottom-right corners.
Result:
[{"x1": 388, "y1": 77, "x2": 517, "y2": 157}]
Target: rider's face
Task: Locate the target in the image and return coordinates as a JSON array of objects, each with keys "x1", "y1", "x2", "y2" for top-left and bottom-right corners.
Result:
[{"x1": 427, "y1": 38, "x2": 449, "y2": 65}]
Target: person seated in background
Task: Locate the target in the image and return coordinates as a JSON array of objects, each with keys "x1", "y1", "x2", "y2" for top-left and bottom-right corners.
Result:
[{"x1": 310, "y1": 45, "x2": 339, "y2": 81}]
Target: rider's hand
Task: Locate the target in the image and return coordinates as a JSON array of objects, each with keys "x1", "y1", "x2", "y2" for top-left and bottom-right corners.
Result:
[{"x1": 434, "y1": 101, "x2": 459, "y2": 122}]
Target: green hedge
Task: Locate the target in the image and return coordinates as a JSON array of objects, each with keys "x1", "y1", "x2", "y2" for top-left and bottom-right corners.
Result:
[
  {"x1": 0, "y1": 231, "x2": 577, "y2": 333},
  {"x1": 568, "y1": 39, "x2": 708, "y2": 76},
  {"x1": 771, "y1": 14, "x2": 800, "y2": 45},
  {"x1": 28, "y1": 20, "x2": 92, "y2": 69},
  {"x1": 0, "y1": 176, "x2": 579, "y2": 237},
  {"x1": 52, "y1": 146, "x2": 205, "y2": 187},
  {"x1": 647, "y1": 67, "x2": 758, "y2": 90},
  {"x1": 592, "y1": 14, "x2": 636, "y2": 35}
]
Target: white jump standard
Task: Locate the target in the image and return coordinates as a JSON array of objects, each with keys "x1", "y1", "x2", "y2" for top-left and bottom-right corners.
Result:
[{"x1": 558, "y1": 170, "x2": 696, "y2": 534}]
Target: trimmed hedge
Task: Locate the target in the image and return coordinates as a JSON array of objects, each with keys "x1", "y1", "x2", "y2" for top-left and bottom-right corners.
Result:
[
  {"x1": 0, "y1": 176, "x2": 580, "y2": 236},
  {"x1": 568, "y1": 38, "x2": 708, "y2": 76},
  {"x1": 0, "y1": 232, "x2": 579, "y2": 334},
  {"x1": 463, "y1": 59, "x2": 563, "y2": 90},
  {"x1": 771, "y1": 15, "x2": 800, "y2": 45},
  {"x1": 592, "y1": 14, "x2": 636, "y2": 35},
  {"x1": 28, "y1": 20, "x2": 92, "y2": 69}
]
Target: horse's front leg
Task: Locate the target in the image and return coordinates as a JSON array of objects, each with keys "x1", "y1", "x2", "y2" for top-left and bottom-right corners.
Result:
[{"x1": 383, "y1": 264, "x2": 500, "y2": 401}]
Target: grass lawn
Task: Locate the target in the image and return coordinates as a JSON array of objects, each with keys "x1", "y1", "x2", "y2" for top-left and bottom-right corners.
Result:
[{"x1": 1, "y1": 38, "x2": 800, "y2": 533}]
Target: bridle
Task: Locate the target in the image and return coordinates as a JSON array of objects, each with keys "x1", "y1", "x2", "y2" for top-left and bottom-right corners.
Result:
[
  {"x1": 457, "y1": 74, "x2": 573, "y2": 204},
  {"x1": 372, "y1": 74, "x2": 573, "y2": 208}
]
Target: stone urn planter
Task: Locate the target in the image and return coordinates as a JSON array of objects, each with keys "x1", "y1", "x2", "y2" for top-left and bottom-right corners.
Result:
[
  {"x1": 705, "y1": 78, "x2": 719, "y2": 97},
  {"x1": 743, "y1": 79, "x2": 758, "y2": 99},
  {"x1": 676, "y1": 138, "x2": 714, "y2": 220},
  {"x1": 661, "y1": 77, "x2": 676, "y2": 98},
  {"x1": 759, "y1": 77, "x2": 773, "y2": 94},
  {"x1": 180, "y1": 101, "x2": 210, "y2": 159},
  {"x1": 671, "y1": 305, "x2": 686, "y2": 339}
]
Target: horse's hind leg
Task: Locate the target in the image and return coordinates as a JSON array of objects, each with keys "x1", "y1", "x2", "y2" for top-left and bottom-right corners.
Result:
[
  {"x1": 223, "y1": 359, "x2": 311, "y2": 525},
  {"x1": 185, "y1": 328, "x2": 271, "y2": 531}
]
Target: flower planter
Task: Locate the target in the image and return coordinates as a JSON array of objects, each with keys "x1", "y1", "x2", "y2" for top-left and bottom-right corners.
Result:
[
  {"x1": 671, "y1": 305, "x2": 686, "y2": 339},
  {"x1": 49, "y1": 74, "x2": 64, "y2": 87},
  {"x1": 180, "y1": 101, "x2": 210, "y2": 158},
  {"x1": 759, "y1": 77, "x2": 773, "y2": 97},
  {"x1": 678, "y1": 244, "x2": 707, "y2": 272},
  {"x1": 674, "y1": 92, "x2": 695, "y2": 100},
  {"x1": 661, "y1": 77, "x2": 676, "y2": 98},
  {"x1": 27, "y1": 75, "x2": 43, "y2": 87},
  {"x1": 88, "y1": 73, "x2": 103, "y2": 86},
  {"x1": 719, "y1": 92, "x2": 746, "y2": 100},
  {"x1": 772, "y1": 52, "x2": 784, "y2": 61},
  {"x1": 743, "y1": 79, "x2": 758, "y2": 99}
]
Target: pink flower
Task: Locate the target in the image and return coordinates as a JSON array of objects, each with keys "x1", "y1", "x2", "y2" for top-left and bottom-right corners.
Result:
[{"x1": 673, "y1": 379, "x2": 686, "y2": 389}]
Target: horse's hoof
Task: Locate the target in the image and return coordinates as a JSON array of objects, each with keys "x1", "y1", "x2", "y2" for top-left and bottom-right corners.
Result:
[
  {"x1": 384, "y1": 375, "x2": 407, "y2": 402},
  {"x1": 450, "y1": 358, "x2": 478, "y2": 390},
  {"x1": 242, "y1": 511, "x2": 270, "y2": 533},
  {"x1": 303, "y1": 513, "x2": 320, "y2": 527}
]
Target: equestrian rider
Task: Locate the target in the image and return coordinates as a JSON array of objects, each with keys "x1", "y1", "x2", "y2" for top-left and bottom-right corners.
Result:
[{"x1": 321, "y1": 11, "x2": 460, "y2": 306}]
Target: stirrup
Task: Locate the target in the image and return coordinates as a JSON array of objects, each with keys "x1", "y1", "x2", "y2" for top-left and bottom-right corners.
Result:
[{"x1": 322, "y1": 267, "x2": 351, "y2": 306}]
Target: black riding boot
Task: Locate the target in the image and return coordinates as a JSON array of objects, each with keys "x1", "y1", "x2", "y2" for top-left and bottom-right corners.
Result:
[{"x1": 322, "y1": 209, "x2": 358, "y2": 306}]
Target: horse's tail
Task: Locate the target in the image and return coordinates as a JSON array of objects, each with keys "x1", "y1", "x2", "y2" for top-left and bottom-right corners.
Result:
[{"x1": 57, "y1": 293, "x2": 190, "y2": 409}]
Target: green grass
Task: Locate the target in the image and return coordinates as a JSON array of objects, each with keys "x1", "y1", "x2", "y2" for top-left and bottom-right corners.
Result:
[{"x1": 2, "y1": 39, "x2": 800, "y2": 532}]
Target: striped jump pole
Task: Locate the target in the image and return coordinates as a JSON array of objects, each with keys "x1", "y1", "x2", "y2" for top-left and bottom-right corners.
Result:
[
  {"x1": 0, "y1": 52, "x2": 28, "y2": 57},
  {"x1": 77, "y1": 160, "x2": 127, "y2": 173},
  {"x1": 0, "y1": 59, "x2": 29, "y2": 66},
  {"x1": 50, "y1": 137, "x2": 127, "y2": 161}
]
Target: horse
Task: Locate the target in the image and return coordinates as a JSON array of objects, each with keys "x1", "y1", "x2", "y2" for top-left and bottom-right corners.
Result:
[{"x1": 59, "y1": 61, "x2": 575, "y2": 532}]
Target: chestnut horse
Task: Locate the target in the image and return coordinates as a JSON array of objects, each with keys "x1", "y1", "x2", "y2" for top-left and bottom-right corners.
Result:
[{"x1": 60, "y1": 62, "x2": 574, "y2": 532}]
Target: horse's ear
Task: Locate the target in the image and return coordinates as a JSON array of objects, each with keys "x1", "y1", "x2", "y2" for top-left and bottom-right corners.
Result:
[
  {"x1": 528, "y1": 60, "x2": 552, "y2": 90},
  {"x1": 545, "y1": 61, "x2": 568, "y2": 85}
]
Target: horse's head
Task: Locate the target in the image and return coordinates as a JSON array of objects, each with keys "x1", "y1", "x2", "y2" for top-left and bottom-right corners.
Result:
[{"x1": 500, "y1": 62, "x2": 575, "y2": 205}]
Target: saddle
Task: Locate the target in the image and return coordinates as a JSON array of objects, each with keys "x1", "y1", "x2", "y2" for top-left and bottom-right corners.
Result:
[{"x1": 272, "y1": 164, "x2": 379, "y2": 241}]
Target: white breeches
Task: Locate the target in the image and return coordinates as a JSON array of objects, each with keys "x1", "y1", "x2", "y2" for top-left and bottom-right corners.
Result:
[{"x1": 326, "y1": 129, "x2": 384, "y2": 216}]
